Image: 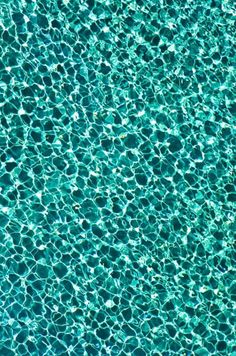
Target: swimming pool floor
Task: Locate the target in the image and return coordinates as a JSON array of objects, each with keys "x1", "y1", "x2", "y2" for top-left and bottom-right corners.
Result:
[{"x1": 0, "y1": 0, "x2": 235, "y2": 355}]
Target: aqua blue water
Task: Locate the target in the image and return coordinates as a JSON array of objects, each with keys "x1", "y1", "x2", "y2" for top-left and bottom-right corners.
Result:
[{"x1": 0, "y1": 0, "x2": 235, "y2": 355}]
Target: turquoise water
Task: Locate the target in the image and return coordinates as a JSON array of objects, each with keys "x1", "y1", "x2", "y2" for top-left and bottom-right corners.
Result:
[{"x1": 0, "y1": 0, "x2": 236, "y2": 355}]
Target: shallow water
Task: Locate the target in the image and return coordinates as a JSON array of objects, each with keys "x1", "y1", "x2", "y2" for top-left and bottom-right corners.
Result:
[{"x1": 0, "y1": 0, "x2": 235, "y2": 355}]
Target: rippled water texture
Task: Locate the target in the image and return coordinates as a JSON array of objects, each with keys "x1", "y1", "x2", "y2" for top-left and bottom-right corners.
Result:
[{"x1": 0, "y1": 0, "x2": 235, "y2": 355}]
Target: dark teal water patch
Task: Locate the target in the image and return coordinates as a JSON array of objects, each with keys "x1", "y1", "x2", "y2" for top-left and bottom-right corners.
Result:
[{"x1": 0, "y1": 0, "x2": 235, "y2": 355}]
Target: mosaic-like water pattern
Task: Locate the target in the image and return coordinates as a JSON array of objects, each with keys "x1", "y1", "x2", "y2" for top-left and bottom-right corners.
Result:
[{"x1": 0, "y1": 0, "x2": 236, "y2": 355}]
